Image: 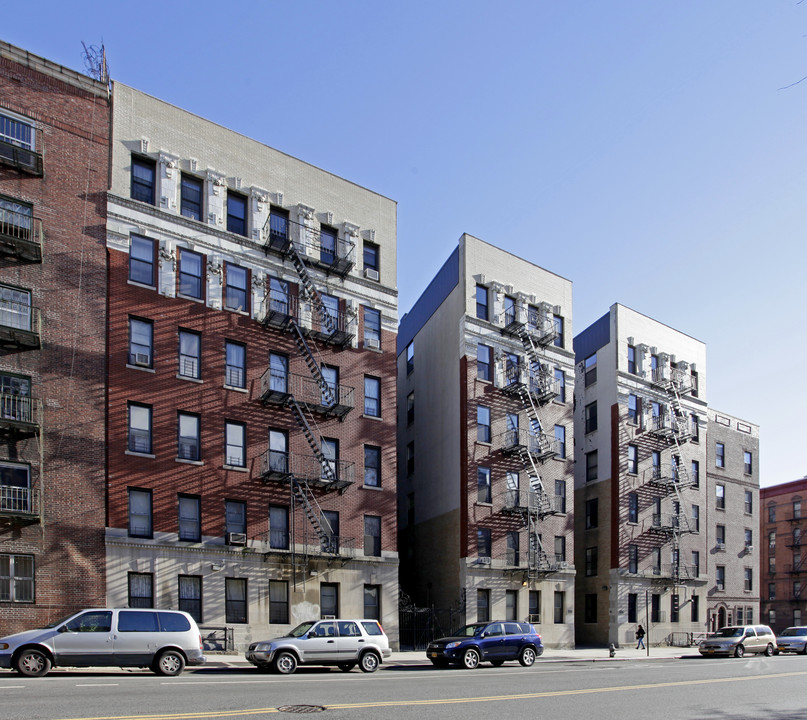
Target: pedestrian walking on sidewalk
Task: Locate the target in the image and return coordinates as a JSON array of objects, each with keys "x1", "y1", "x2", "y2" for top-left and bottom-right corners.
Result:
[{"x1": 636, "y1": 624, "x2": 646, "y2": 649}]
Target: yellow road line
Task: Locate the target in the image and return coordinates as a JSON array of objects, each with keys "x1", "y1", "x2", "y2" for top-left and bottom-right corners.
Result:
[{"x1": 57, "y1": 669, "x2": 807, "y2": 720}]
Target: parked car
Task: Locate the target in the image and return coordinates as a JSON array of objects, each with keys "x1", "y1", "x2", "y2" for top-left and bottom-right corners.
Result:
[
  {"x1": 0, "y1": 608, "x2": 206, "y2": 677},
  {"x1": 698, "y1": 625, "x2": 777, "y2": 658},
  {"x1": 426, "y1": 621, "x2": 543, "y2": 669},
  {"x1": 775, "y1": 626, "x2": 807, "y2": 654},
  {"x1": 245, "y1": 619, "x2": 391, "y2": 674}
]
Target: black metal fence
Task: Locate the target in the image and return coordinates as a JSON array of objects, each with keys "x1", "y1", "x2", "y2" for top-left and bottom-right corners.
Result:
[{"x1": 398, "y1": 606, "x2": 466, "y2": 651}]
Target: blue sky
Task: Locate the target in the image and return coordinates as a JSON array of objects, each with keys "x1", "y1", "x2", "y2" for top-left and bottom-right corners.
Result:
[{"x1": 6, "y1": 1, "x2": 806, "y2": 487}]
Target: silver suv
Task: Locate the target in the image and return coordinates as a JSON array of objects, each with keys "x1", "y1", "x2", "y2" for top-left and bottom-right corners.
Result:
[
  {"x1": 699, "y1": 625, "x2": 777, "y2": 658},
  {"x1": 246, "y1": 619, "x2": 391, "y2": 674},
  {"x1": 0, "y1": 608, "x2": 206, "y2": 677}
]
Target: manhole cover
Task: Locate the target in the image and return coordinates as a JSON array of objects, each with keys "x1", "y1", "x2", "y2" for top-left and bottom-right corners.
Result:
[{"x1": 277, "y1": 706, "x2": 326, "y2": 714}]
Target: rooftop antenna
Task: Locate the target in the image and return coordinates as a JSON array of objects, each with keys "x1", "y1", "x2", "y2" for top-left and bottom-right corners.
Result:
[{"x1": 81, "y1": 41, "x2": 110, "y2": 87}]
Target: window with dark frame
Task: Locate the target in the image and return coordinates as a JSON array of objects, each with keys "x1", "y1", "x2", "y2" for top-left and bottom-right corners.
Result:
[
  {"x1": 628, "y1": 544, "x2": 638, "y2": 573},
  {"x1": 554, "y1": 591, "x2": 565, "y2": 624},
  {"x1": 744, "y1": 451, "x2": 753, "y2": 475},
  {"x1": 477, "y1": 527, "x2": 492, "y2": 557},
  {"x1": 364, "y1": 585, "x2": 381, "y2": 620},
  {"x1": 554, "y1": 367, "x2": 565, "y2": 402},
  {"x1": 585, "y1": 402, "x2": 597, "y2": 433},
  {"x1": 477, "y1": 468, "x2": 491, "y2": 504},
  {"x1": 0, "y1": 554, "x2": 34, "y2": 603},
  {"x1": 179, "y1": 248, "x2": 204, "y2": 299},
  {"x1": 225, "y1": 341, "x2": 246, "y2": 389},
  {"x1": 225, "y1": 500, "x2": 246, "y2": 535},
  {"x1": 320, "y1": 225, "x2": 337, "y2": 265},
  {"x1": 128, "y1": 317, "x2": 153, "y2": 368},
  {"x1": 180, "y1": 175, "x2": 203, "y2": 220},
  {"x1": 178, "y1": 575, "x2": 202, "y2": 622},
  {"x1": 477, "y1": 589, "x2": 490, "y2": 623},
  {"x1": 363, "y1": 242, "x2": 379, "y2": 272},
  {"x1": 716, "y1": 442, "x2": 725, "y2": 468},
  {"x1": 269, "y1": 505, "x2": 289, "y2": 550},
  {"x1": 128, "y1": 572, "x2": 154, "y2": 608},
  {"x1": 628, "y1": 593, "x2": 637, "y2": 623},
  {"x1": 716, "y1": 484, "x2": 725, "y2": 510},
  {"x1": 628, "y1": 492, "x2": 638, "y2": 523},
  {"x1": 269, "y1": 580, "x2": 289, "y2": 624},
  {"x1": 128, "y1": 403, "x2": 152, "y2": 454},
  {"x1": 627, "y1": 344, "x2": 636, "y2": 374},
  {"x1": 628, "y1": 445, "x2": 638, "y2": 474},
  {"x1": 585, "y1": 547, "x2": 598, "y2": 577},
  {"x1": 555, "y1": 479, "x2": 566, "y2": 513},
  {"x1": 555, "y1": 425, "x2": 566, "y2": 459},
  {"x1": 225, "y1": 264, "x2": 249, "y2": 312},
  {"x1": 477, "y1": 405, "x2": 491, "y2": 443},
  {"x1": 586, "y1": 498, "x2": 598, "y2": 529},
  {"x1": 586, "y1": 450, "x2": 598, "y2": 482},
  {"x1": 475, "y1": 285, "x2": 488, "y2": 320},
  {"x1": 268, "y1": 207, "x2": 289, "y2": 247},
  {"x1": 584, "y1": 353, "x2": 597, "y2": 386},
  {"x1": 178, "y1": 330, "x2": 201, "y2": 379},
  {"x1": 128, "y1": 488, "x2": 152, "y2": 537},
  {"x1": 406, "y1": 391, "x2": 414, "y2": 425},
  {"x1": 225, "y1": 422, "x2": 246, "y2": 468},
  {"x1": 227, "y1": 191, "x2": 247, "y2": 236},
  {"x1": 225, "y1": 578, "x2": 247, "y2": 623},
  {"x1": 178, "y1": 412, "x2": 200, "y2": 461},
  {"x1": 178, "y1": 494, "x2": 201, "y2": 542},
  {"x1": 129, "y1": 235, "x2": 155, "y2": 286},
  {"x1": 553, "y1": 315, "x2": 564, "y2": 348},
  {"x1": 131, "y1": 156, "x2": 156, "y2": 204},
  {"x1": 364, "y1": 307, "x2": 381, "y2": 348},
  {"x1": 320, "y1": 583, "x2": 338, "y2": 618},
  {"x1": 364, "y1": 515, "x2": 381, "y2": 557},
  {"x1": 364, "y1": 376, "x2": 381, "y2": 417},
  {"x1": 364, "y1": 445, "x2": 381, "y2": 487},
  {"x1": 477, "y1": 344, "x2": 492, "y2": 381}
]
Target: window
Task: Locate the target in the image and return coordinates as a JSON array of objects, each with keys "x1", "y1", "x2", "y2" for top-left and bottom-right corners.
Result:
[
  {"x1": 554, "y1": 367, "x2": 565, "y2": 403},
  {"x1": 363, "y1": 242, "x2": 379, "y2": 274},
  {"x1": 267, "y1": 352, "x2": 288, "y2": 395},
  {"x1": 745, "y1": 490, "x2": 753, "y2": 514},
  {"x1": 129, "y1": 235, "x2": 155, "y2": 286},
  {"x1": 320, "y1": 225, "x2": 337, "y2": 265},
  {"x1": 529, "y1": 590, "x2": 541, "y2": 623},
  {"x1": 406, "y1": 342, "x2": 414, "y2": 374},
  {"x1": 690, "y1": 414, "x2": 699, "y2": 441},
  {"x1": 744, "y1": 451, "x2": 753, "y2": 475},
  {"x1": 477, "y1": 344, "x2": 492, "y2": 381},
  {"x1": 628, "y1": 544, "x2": 638, "y2": 574},
  {"x1": 769, "y1": 556, "x2": 776, "y2": 574},
  {"x1": 650, "y1": 593, "x2": 660, "y2": 623},
  {"x1": 128, "y1": 572, "x2": 153, "y2": 608},
  {"x1": 364, "y1": 307, "x2": 381, "y2": 348},
  {"x1": 716, "y1": 484, "x2": 725, "y2": 510},
  {"x1": 227, "y1": 191, "x2": 247, "y2": 236},
  {"x1": 769, "y1": 505, "x2": 776, "y2": 523},
  {"x1": 586, "y1": 451, "x2": 598, "y2": 482},
  {"x1": 627, "y1": 445, "x2": 638, "y2": 474},
  {"x1": 651, "y1": 547, "x2": 661, "y2": 575},
  {"x1": 131, "y1": 156, "x2": 156, "y2": 204},
  {"x1": 270, "y1": 580, "x2": 289, "y2": 624},
  {"x1": 363, "y1": 585, "x2": 380, "y2": 620},
  {"x1": 178, "y1": 576, "x2": 202, "y2": 622},
  {"x1": 505, "y1": 589, "x2": 518, "y2": 622},
  {"x1": 268, "y1": 206, "x2": 289, "y2": 248},
  {"x1": 269, "y1": 505, "x2": 289, "y2": 550},
  {"x1": 406, "y1": 441, "x2": 414, "y2": 475},
  {"x1": 716, "y1": 442, "x2": 725, "y2": 468},
  {"x1": 321, "y1": 510, "x2": 339, "y2": 554},
  {"x1": 745, "y1": 529, "x2": 753, "y2": 548},
  {"x1": 179, "y1": 249, "x2": 204, "y2": 299},
  {"x1": 554, "y1": 591, "x2": 565, "y2": 624},
  {"x1": 716, "y1": 524, "x2": 726, "y2": 545},
  {"x1": 225, "y1": 422, "x2": 246, "y2": 467},
  {"x1": 769, "y1": 609, "x2": 776, "y2": 626},
  {"x1": 225, "y1": 341, "x2": 246, "y2": 389},
  {"x1": 268, "y1": 277, "x2": 290, "y2": 316},
  {"x1": 128, "y1": 488, "x2": 152, "y2": 537},
  {"x1": 628, "y1": 394, "x2": 639, "y2": 423},
  {"x1": 128, "y1": 317, "x2": 153, "y2": 368},
  {"x1": 555, "y1": 479, "x2": 566, "y2": 513},
  {"x1": 364, "y1": 376, "x2": 381, "y2": 417},
  {"x1": 128, "y1": 403, "x2": 152, "y2": 454},
  {"x1": 795, "y1": 500, "x2": 802, "y2": 519},
  {"x1": 475, "y1": 285, "x2": 489, "y2": 320},
  {"x1": 321, "y1": 438, "x2": 339, "y2": 482},
  {"x1": 225, "y1": 264, "x2": 249, "y2": 312},
  {"x1": 584, "y1": 353, "x2": 597, "y2": 386},
  {"x1": 406, "y1": 391, "x2": 414, "y2": 425},
  {"x1": 692, "y1": 504, "x2": 700, "y2": 532},
  {"x1": 177, "y1": 413, "x2": 200, "y2": 461},
  {"x1": 586, "y1": 498, "x2": 598, "y2": 529},
  {"x1": 627, "y1": 344, "x2": 636, "y2": 374},
  {"x1": 0, "y1": 554, "x2": 34, "y2": 603},
  {"x1": 178, "y1": 330, "x2": 201, "y2": 379},
  {"x1": 477, "y1": 589, "x2": 490, "y2": 623},
  {"x1": 504, "y1": 353, "x2": 519, "y2": 386},
  {"x1": 225, "y1": 578, "x2": 247, "y2": 623},
  {"x1": 363, "y1": 445, "x2": 381, "y2": 487},
  {"x1": 477, "y1": 405, "x2": 491, "y2": 443},
  {"x1": 554, "y1": 535, "x2": 566, "y2": 562},
  {"x1": 553, "y1": 315, "x2": 564, "y2": 348},
  {"x1": 477, "y1": 468, "x2": 491, "y2": 504},
  {"x1": 477, "y1": 527, "x2": 492, "y2": 557},
  {"x1": 555, "y1": 425, "x2": 566, "y2": 459},
  {"x1": 628, "y1": 593, "x2": 637, "y2": 623},
  {"x1": 506, "y1": 531, "x2": 519, "y2": 566},
  {"x1": 744, "y1": 568, "x2": 753, "y2": 592},
  {"x1": 180, "y1": 175, "x2": 203, "y2": 220},
  {"x1": 692, "y1": 551, "x2": 700, "y2": 577},
  {"x1": 0, "y1": 111, "x2": 35, "y2": 151},
  {"x1": 585, "y1": 547, "x2": 598, "y2": 577},
  {"x1": 320, "y1": 583, "x2": 339, "y2": 618},
  {"x1": 364, "y1": 515, "x2": 381, "y2": 557},
  {"x1": 225, "y1": 500, "x2": 246, "y2": 535},
  {"x1": 178, "y1": 494, "x2": 201, "y2": 542},
  {"x1": 691, "y1": 460, "x2": 700, "y2": 488},
  {"x1": 0, "y1": 462, "x2": 30, "y2": 513},
  {"x1": 585, "y1": 402, "x2": 597, "y2": 433},
  {"x1": 795, "y1": 609, "x2": 802, "y2": 625}
]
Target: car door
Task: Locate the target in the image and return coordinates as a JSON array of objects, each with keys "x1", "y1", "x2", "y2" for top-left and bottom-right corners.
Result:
[
  {"x1": 743, "y1": 627, "x2": 759, "y2": 652},
  {"x1": 336, "y1": 621, "x2": 363, "y2": 660},
  {"x1": 300, "y1": 621, "x2": 339, "y2": 663},
  {"x1": 502, "y1": 622, "x2": 525, "y2": 659},
  {"x1": 113, "y1": 610, "x2": 159, "y2": 666},
  {"x1": 51, "y1": 610, "x2": 114, "y2": 666},
  {"x1": 478, "y1": 622, "x2": 506, "y2": 660}
]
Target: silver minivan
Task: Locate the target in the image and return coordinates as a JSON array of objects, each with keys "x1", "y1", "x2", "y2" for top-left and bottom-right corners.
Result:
[
  {"x1": 699, "y1": 625, "x2": 777, "y2": 658},
  {"x1": 0, "y1": 608, "x2": 206, "y2": 677}
]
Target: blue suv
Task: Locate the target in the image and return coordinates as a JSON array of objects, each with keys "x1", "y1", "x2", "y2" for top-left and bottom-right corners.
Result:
[{"x1": 426, "y1": 621, "x2": 543, "y2": 669}]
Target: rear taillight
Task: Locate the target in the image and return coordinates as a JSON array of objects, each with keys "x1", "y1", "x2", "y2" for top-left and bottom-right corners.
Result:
[{"x1": 199, "y1": 634, "x2": 203, "y2": 650}]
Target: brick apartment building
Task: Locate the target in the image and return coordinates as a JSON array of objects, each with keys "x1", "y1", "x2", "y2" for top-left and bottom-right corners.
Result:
[
  {"x1": 397, "y1": 235, "x2": 576, "y2": 647},
  {"x1": 760, "y1": 477, "x2": 807, "y2": 632},
  {"x1": 105, "y1": 83, "x2": 399, "y2": 648},
  {"x1": 0, "y1": 42, "x2": 109, "y2": 633},
  {"x1": 573, "y1": 304, "x2": 758, "y2": 647}
]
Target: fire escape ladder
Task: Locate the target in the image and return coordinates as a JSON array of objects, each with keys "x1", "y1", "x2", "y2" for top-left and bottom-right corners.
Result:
[
  {"x1": 288, "y1": 397, "x2": 337, "y2": 484},
  {"x1": 527, "y1": 530, "x2": 550, "y2": 578},
  {"x1": 289, "y1": 320, "x2": 336, "y2": 406},
  {"x1": 289, "y1": 243, "x2": 338, "y2": 338},
  {"x1": 291, "y1": 477, "x2": 330, "y2": 545}
]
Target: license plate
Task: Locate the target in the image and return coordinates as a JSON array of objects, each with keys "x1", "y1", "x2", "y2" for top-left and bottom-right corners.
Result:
[
  {"x1": 706, "y1": 649, "x2": 714, "y2": 654},
  {"x1": 429, "y1": 652, "x2": 439, "y2": 658}
]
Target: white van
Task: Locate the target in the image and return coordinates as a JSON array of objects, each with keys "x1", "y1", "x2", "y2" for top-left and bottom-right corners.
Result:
[{"x1": 0, "y1": 608, "x2": 206, "y2": 676}]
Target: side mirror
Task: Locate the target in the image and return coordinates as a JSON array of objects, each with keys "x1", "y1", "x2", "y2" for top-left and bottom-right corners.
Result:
[{"x1": 57, "y1": 625, "x2": 68, "y2": 633}]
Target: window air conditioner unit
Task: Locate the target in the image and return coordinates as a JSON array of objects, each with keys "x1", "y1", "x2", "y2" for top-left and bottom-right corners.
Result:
[
  {"x1": 716, "y1": 542, "x2": 726, "y2": 551},
  {"x1": 556, "y1": 561, "x2": 569, "y2": 569},
  {"x1": 364, "y1": 268, "x2": 380, "y2": 281},
  {"x1": 745, "y1": 545, "x2": 753, "y2": 553},
  {"x1": 365, "y1": 338, "x2": 380, "y2": 350},
  {"x1": 477, "y1": 556, "x2": 492, "y2": 565},
  {"x1": 134, "y1": 353, "x2": 151, "y2": 367},
  {"x1": 226, "y1": 532, "x2": 247, "y2": 546}
]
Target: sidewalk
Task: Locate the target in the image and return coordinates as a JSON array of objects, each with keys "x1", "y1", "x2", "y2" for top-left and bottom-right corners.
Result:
[{"x1": 203, "y1": 644, "x2": 696, "y2": 669}]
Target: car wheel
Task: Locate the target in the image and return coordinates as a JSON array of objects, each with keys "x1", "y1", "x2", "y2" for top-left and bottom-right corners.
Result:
[
  {"x1": 359, "y1": 651, "x2": 380, "y2": 673},
  {"x1": 15, "y1": 649, "x2": 51, "y2": 677},
  {"x1": 274, "y1": 651, "x2": 298, "y2": 675},
  {"x1": 338, "y1": 662, "x2": 356, "y2": 672},
  {"x1": 491, "y1": 659, "x2": 505, "y2": 667},
  {"x1": 734, "y1": 644, "x2": 745, "y2": 659},
  {"x1": 154, "y1": 650, "x2": 186, "y2": 676},
  {"x1": 462, "y1": 648, "x2": 481, "y2": 670},
  {"x1": 764, "y1": 644, "x2": 774, "y2": 657},
  {"x1": 519, "y1": 646, "x2": 537, "y2": 667}
]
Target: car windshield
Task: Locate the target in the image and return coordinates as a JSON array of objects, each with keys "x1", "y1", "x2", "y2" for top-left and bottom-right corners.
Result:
[
  {"x1": 42, "y1": 613, "x2": 81, "y2": 629},
  {"x1": 287, "y1": 622, "x2": 315, "y2": 637},
  {"x1": 714, "y1": 627, "x2": 744, "y2": 638},
  {"x1": 452, "y1": 624, "x2": 486, "y2": 637},
  {"x1": 780, "y1": 628, "x2": 807, "y2": 637}
]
